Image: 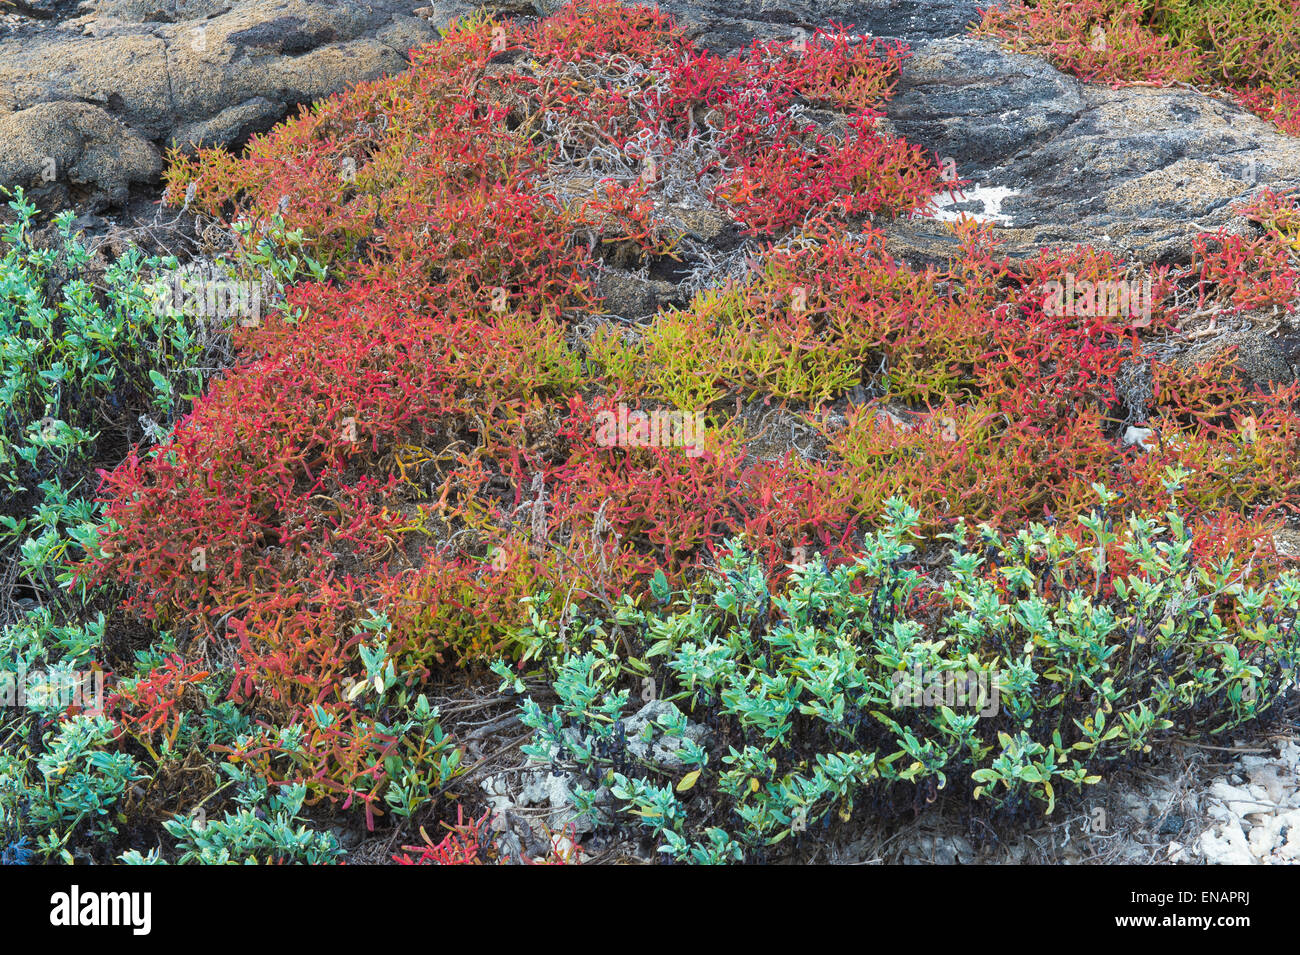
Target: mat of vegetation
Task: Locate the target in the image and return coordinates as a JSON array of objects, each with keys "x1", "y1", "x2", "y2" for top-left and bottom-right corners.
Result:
[
  {"x1": 977, "y1": 0, "x2": 1300, "y2": 134},
  {"x1": 1, "y1": 0, "x2": 1298, "y2": 864}
]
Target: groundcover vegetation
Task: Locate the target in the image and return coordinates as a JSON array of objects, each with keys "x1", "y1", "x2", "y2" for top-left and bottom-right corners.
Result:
[{"x1": 1, "y1": 0, "x2": 1298, "y2": 864}]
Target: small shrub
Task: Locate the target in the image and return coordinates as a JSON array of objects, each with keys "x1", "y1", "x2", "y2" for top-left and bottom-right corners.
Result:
[
  {"x1": 1, "y1": 715, "x2": 141, "y2": 863},
  {"x1": 122, "y1": 770, "x2": 344, "y2": 865},
  {"x1": 499, "y1": 493, "x2": 1300, "y2": 862},
  {"x1": 0, "y1": 189, "x2": 214, "y2": 600}
]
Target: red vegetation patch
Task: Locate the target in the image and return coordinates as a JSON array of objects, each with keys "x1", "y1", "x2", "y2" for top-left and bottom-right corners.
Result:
[
  {"x1": 79, "y1": 2, "x2": 1300, "y2": 841},
  {"x1": 976, "y1": 0, "x2": 1300, "y2": 134}
]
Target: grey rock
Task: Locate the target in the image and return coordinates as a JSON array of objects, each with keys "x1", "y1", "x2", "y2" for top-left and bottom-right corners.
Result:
[
  {"x1": 517, "y1": 769, "x2": 574, "y2": 812},
  {"x1": 0, "y1": 0, "x2": 498, "y2": 209},
  {"x1": 5, "y1": 0, "x2": 76, "y2": 17},
  {"x1": 1184, "y1": 323, "x2": 1299, "y2": 388},
  {"x1": 1222, "y1": 331, "x2": 1297, "y2": 388},
  {"x1": 877, "y1": 37, "x2": 1300, "y2": 262},
  {"x1": 597, "y1": 269, "x2": 683, "y2": 320},
  {"x1": 0, "y1": 101, "x2": 162, "y2": 211},
  {"x1": 642, "y1": 0, "x2": 982, "y2": 54},
  {"x1": 884, "y1": 37, "x2": 1087, "y2": 186},
  {"x1": 86, "y1": 1, "x2": 236, "y2": 23},
  {"x1": 493, "y1": 827, "x2": 526, "y2": 862},
  {"x1": 625, "y1": 698, "x2": 708, "y2": 772},
  {"x1": 170, "y1": 95, "x2": 284, "y2": 151},
  {"x1": 482, "y1": 767, "x2": 605, "y2": 848}
]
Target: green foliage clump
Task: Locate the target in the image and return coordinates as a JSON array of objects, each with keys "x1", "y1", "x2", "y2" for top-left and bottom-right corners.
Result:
[
  {"x1": 1135, "y1": 0, "x2": 1300, "y2": 87},
  {"x1": 0, "y1": 715, "x2": 140, "y2": 863},
  {"x1": 497, "y1": 491, "x2": 1300, "y2": 863},
  {"x1": 0, "y1": 191, "x2": 330, "y2": 864},
  {"x1": 121, "y1": 769, "x2": 343, "y2": 865},
  {"x1": 0, "y1": 190, "x2": 213, "y2": 595}
]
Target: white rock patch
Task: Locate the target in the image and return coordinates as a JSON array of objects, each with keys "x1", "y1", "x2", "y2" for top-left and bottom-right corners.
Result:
[
  {"x1": 924, "y1": 184, "x2": 1019, "y2": 226},
  {"x1": 1198, "y1": 741, "x2": 1300, "y2": 865}
]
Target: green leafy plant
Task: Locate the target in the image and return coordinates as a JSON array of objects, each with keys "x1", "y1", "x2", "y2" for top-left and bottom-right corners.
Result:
[
  {"x1": 0, "y1": 189, "x2": 216, "y2": 597},
  {"x1": 500, "y1": 491, "x2": 1300, "y2": 862},
  {"x1": 121, "y1": 767, "x2": 343, "y2": 865},
  {"x1": 0, "y1": 714, "x2": 141, "y2": 863}
]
